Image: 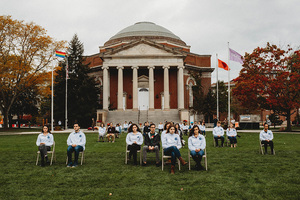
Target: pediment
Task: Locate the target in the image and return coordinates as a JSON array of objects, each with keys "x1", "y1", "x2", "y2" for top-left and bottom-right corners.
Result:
[
  {"x1": 113, "y1": 43, "x2": 174, "y2": 57},
  {"x1": 101, "y1": 39, "x2": 186, "y2": 58}
]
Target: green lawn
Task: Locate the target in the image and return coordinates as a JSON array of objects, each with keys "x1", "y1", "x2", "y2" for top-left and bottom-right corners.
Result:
[{"x1": 0, "y1": 131, "x2": 299, "y2": 200}]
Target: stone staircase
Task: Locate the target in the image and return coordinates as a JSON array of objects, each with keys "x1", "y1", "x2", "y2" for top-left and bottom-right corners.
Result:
[{"x1": 105, "y1": 109, "x2": 180, "y2": 125}]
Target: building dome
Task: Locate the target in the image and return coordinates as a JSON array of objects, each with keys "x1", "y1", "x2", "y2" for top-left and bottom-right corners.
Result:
[{"x1": 104, "y1": 22, "x2": 186, "y2": 46}]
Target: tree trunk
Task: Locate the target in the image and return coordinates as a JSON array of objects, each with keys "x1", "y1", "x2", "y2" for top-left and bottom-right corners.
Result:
[
  {"x1": 286, "y1": 110, "x2": 292, "y2": 132},
  {"x1": 3, "y1": 109, "x2": 9, "y2": 129}
]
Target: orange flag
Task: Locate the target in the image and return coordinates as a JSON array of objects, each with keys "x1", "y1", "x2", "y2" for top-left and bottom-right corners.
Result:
[{"x1": 218, "y1": 59, "x2": 230, "y2": 71}]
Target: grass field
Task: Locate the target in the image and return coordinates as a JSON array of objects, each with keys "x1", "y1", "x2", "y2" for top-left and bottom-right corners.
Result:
[{"x1": 0, "y1": 131, "x2": 299, "y2": 200}]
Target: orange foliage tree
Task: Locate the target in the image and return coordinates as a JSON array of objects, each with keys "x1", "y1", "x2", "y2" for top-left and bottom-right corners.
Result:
[
  {"x1": 233, "y1": 43, "x2": 300, "y2": 131},
  {"x1": 0, "y1": 16, "x2": 65, "y2": 129}
]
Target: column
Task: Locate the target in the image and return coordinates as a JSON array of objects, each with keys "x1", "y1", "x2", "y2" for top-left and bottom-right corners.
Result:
[
  {"x1": 132, "y1": 66, "x2": 139, "y2": 111},
  {"x1": 148, "y1": 66, "x2": 155, "y2": 110},
  {"x1": 117, "y1": 66, "x2": 124, "y2": 110},
  {"x1": 163, "y1": 65, "x2": 170, "y2": 110},
  {"x1": 177, "y1": 65, "x2": 185, "y2": 110},
  {"x1": 102, "y1": 65, "x2": 109, "y2": 110}
]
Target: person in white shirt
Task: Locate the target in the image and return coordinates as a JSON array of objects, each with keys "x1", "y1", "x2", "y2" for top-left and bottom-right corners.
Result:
[
  {"x1": 226, "y1": 123, "x2": 237, "y2": 148},
  {"x1": 182, "y1": 122, "x2": 189, "y2": 136},
  {"x1": 260, "y1": 123, "x2": 274, "y2": 154},
  {"x1": 67, "y1": 123, "x2": 86, "y2": 168},
  {"x1": 98, "y1": 123, "x2": 106, "y2": 142},
  {"x1": 126, "y1": 123, "x2": 143, "y2": 165},
  {"x1": 158, "y1": 122, "x2": 164, "y2": 134},
  {"x1": 188, "y1": 125, "x2": 206, "y2": 170},
  {"x1": 123, "y1": 121, "x2": 129, "y2": 133},
  {"x1": 213, "y1": 121, "x2": 225, "y2": 147},
  {"x1": 36, "y1": 125, "x2": 54, "y2": 167},
  {"x1": 162, "y1": 125, "x2": 187, "y2": 174},
  {"x1": 199, "y1": 121, "x2": 206, "y2": 136}
]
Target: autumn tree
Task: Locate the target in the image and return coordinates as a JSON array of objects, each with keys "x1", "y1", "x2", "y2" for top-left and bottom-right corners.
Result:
[
  {"x1": 0, "y1": 15, "x2": 65, "y2": 129},
  {"x1": 54, "y1": 34, "x2": 99, "y2": 128},
  {"x1": 233, "y1": 43, "x2": 300, "y2": 131}
]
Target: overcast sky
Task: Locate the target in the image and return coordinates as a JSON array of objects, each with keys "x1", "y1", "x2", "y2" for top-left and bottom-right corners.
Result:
[{"x1": 2, "y1": 0, "x2": 300, "y2": 83}]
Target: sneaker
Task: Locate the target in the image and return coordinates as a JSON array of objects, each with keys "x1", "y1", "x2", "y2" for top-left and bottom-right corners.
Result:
[
  {"x1": 156, "y1": 162, "x2": 160, "y2": 167},
  {"x1": 142, "y1": 162, "x2": 147, "y2": 166},
  {"x1": 72, "y1": 163, "x2": 78, "y2": 168},
  {"x1": 67, "y1": 162, "x2": 73, "y2": 167}
]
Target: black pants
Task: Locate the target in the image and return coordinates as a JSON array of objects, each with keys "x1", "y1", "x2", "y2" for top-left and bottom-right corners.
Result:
[
  {"x1": 228, "y1": 136, "x2": 237, "y2": 144},
  {"x1": 128, "y1": 144, "x2": 141, "y2": 164},
  {"x1": 38, "y1": 145, "x2": 51, "y2": 163},
  {"x1": 261, "y1": 140, "x2": 274, "y2": 153},
  {"x1": 214, "y1": 136, "x2": 224, "y2": 146}
]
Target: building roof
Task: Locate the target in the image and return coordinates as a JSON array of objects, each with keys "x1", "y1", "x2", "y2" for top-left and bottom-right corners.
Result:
[{"x1": 104, "y1": 22, "x2": 186, "y2": 47}]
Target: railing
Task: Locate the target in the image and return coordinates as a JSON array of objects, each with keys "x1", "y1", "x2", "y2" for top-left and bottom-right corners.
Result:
[{"x1": 146, "y1": 106, "x2": 149, "y2": 122}]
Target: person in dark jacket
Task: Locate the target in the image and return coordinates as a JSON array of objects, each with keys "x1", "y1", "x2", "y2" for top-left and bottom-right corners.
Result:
[
  {"x1": 106, "y1": 122, "x2": 116, "y2": 142},
  {"x1": 142, "y1": 123, "x2": 160, "y2": 167}
]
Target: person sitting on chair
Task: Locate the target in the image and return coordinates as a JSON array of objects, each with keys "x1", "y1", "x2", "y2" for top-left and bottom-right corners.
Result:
[
  {"x1": 188, "y1": 125, "x2": 206, "y2": 170},
  {"x1": 106, "y1": 122, "x2": 116, "y2": 143},
  {"x1": 227, "y1": 122, "x2": 238, "y2": 148},
  {"x1": 213, "y1": 121, "x2": 225, "y2": 147},
  {"x1": 162, "y1": 125, "x2": 187, "y2": 174},
  {"x1": 126, "y1": 123, "x2": 143, "y2": 165},
  {"x1": 98, "y1": 123, "x2": 106, "y2": 142},
  {"x1": 260, "y1": 123, "x2": 274, "y2": 155},
  {"x1": 67, "y1": 123, "x2": 86, "y2": 168},
  {"x1": 199, "y1": 121, "x2": 206, "y2": 136},
  {"x1": 142, "y1": 123, "x2": 160, "y2": 167},
  {"x1": 36, "y1": 125, "x2": 54, "y2": 167}
]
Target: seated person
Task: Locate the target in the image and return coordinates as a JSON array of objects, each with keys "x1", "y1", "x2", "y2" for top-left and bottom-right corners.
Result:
[
  {"x1": 162, "y1": 125, "x2": 187, "y2": 174},
  {"x1": 143, "y1": 121, "x2": 150, "y2": 136},
  {"x1": 67, "y1": 123, "x2": 86, "y2": 168},
  {"x1": 36, "y1": 125, "x2": 54, "y2": 167},
  {"x1": 199, "y1": 121, "x2": 206, "y2": 136},
  {"x1": 123, "y1": 121, "x2": 129, "y2": 133},
  {"x1": 106, "y1": 122, "x2": 116, "y2": 143},
  {"x1": 188, "y1": 125, "x2": 206, "y2": 170},
  {"x1": 213, "y1": 121, "x2": 225, "y2": 147},
  {"x1": 158, "y1": 122, "x2": 164, "y2": 134},
  {"x1": 260, "y1": 123, "x2": 274, "y2": 155},
  {"x1": 98, "y1": 123, "x2": 106, "y2": 142},
  {"x1": 142, "y1": 123, "x2": 160, "y2": 167},
  {"x1": 126, "y1": 123, "x2": 143, "y2": 165},
  {"x1": 226, "y1": 122, "x2": 238, "y2": 148}
]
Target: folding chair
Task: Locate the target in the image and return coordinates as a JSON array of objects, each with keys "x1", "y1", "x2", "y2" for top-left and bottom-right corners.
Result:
[
  {"x1": 188, "y1": 148, "x2": 207, "y2": 171},
  {"x1": 125, "y1": 143, "x2": 142, "y2": 165},
  {"x1": 213, "y1": 135, "x2": 224, "y2": 147},
  {"x1": 161, "y1": 148, "x2": 181, "y2": 171},
  {"x1": 259, "y1": 140, "x2": 275, "y2": 155},
  {"x1": 66, "y1": 151, "x2": 85, "y2": 165},
  {"x1": 36, "y1": 141, "x2": 56, "y2": 165}
]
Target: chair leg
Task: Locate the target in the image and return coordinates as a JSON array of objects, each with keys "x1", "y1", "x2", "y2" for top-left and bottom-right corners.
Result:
[
  {"x1": 188, "y1": 155, "x2": 191, "y2": 170},
  {"x1": 81, "y1": 152, "x2": 84, "y2": 165},
  {"x1": 36, "y1": 152, "x2": 40, "y2": 165},
  {"x1": 50, "y1": 152, "x2": 54, "y2": 165}
]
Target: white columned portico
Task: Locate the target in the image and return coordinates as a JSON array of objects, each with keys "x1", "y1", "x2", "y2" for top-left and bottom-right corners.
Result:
[
  {"x1": 163, "y1": 65, "x2": 170, "y2": 110},
  {"x1": 148, "y1": 66, "x2": 155, "y2": 110},
  {"x1": 177, "y1": 65, "x2": 185, "y2": 110},
  {"x1": 117, "y1": 66, "x2": 124, "y2": 110},
  {"x1": 132, "y1": 66, "x2": 139, "y2": 111},
  {"x1": 102, "y1": 65, "x2": 109, "y2": 110}
]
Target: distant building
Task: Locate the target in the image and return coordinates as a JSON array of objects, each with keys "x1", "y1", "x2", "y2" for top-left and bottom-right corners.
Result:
[{"x1": 85, "y1": 22, "x2": 213, "y2": 124}]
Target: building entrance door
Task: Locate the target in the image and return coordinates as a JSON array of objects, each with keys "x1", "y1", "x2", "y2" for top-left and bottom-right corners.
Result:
[{"x1": 138, "y1": 88, "x2": 149, "y2": 110}]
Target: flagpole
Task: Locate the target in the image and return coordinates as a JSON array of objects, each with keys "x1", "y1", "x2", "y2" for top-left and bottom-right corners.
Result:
[
  {"x1": 227, "y1": 42, "x2": 231, "y2": 127},
  {"x1": 216, "y1": 53, "x2": 219, "y2": 120},
  {"x1": 51, "y1": 60, "x2": 54, "y2": 132},
  {"x1": 65, "y1": 57, "x2": 68, "y2": 130}
]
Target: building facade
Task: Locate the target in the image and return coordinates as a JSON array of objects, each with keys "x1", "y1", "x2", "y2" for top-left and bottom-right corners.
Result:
[{"x1": 85, "y1": 22, "x2": 213, "y2": 124}]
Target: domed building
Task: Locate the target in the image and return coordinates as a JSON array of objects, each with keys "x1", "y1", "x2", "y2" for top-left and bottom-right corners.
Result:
[{"x1": 85, "y1": 22, "x2": 213, "y2": 124}]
